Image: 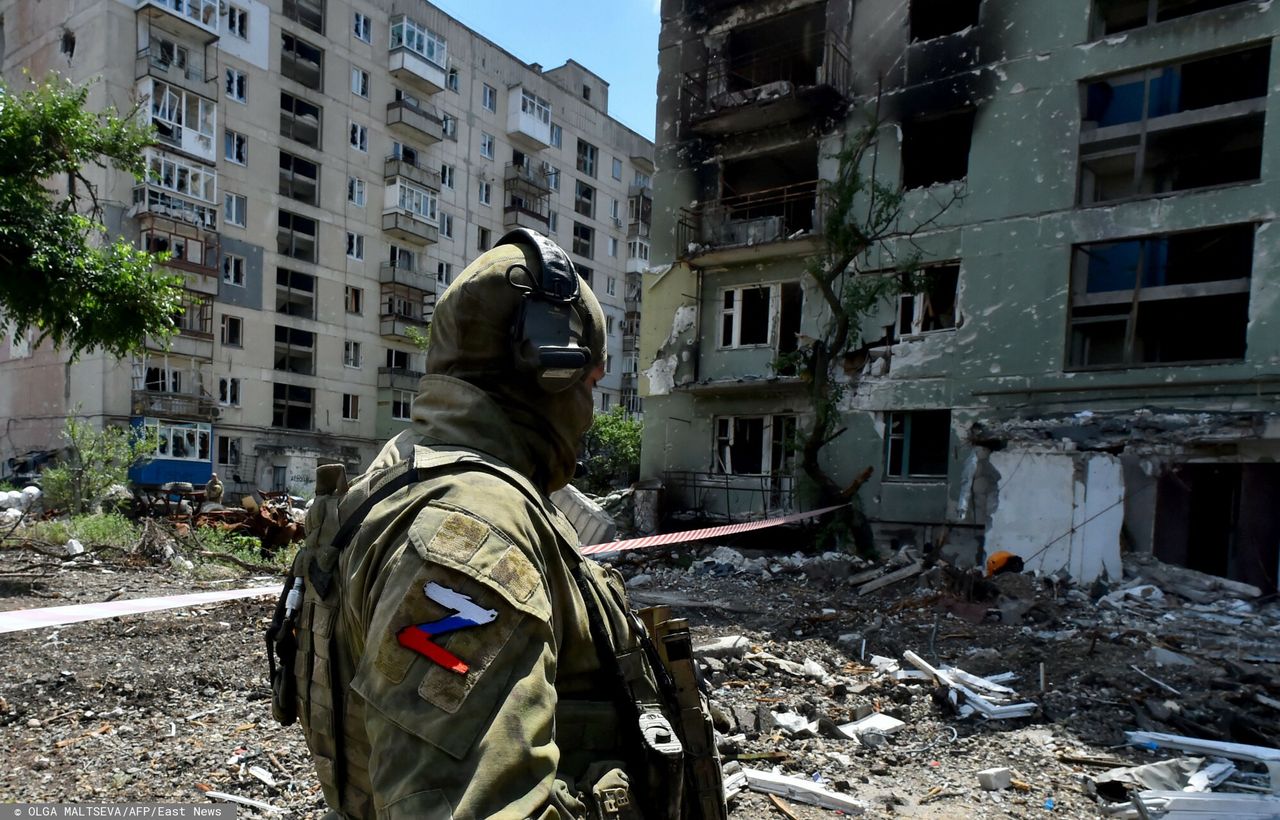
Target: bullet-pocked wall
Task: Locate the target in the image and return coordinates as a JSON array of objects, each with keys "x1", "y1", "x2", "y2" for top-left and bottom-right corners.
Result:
[{"x1": 642, "y1": 0, "x2": 1280, "y2": 588}]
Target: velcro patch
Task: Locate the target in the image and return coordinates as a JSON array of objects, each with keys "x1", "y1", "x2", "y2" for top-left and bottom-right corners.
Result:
[
  {"x1": 428, "y1": 511, "x2": 490, "y2": 564},
  {"x1": 489, "y1": 545, "x2": 540, "y2": 604}
]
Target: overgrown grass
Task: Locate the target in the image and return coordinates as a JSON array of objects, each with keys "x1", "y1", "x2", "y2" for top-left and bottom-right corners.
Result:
[
  {"x1": 191, "y1": 525, "x2": 295, "y2": 573},
  {"x1": 16, "y1": 513, "x2": 139, "y2": 548}
]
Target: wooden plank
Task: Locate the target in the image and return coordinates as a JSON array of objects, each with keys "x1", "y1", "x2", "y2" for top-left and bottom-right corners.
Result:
[{"x1": 857, "y1": 561, "x2": 924, "y2": 596}]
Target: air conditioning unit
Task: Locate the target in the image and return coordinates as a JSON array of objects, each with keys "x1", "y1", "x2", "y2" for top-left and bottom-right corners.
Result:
[{"x1": 612, "y1": 217, "x2": 623, "y2": 228}]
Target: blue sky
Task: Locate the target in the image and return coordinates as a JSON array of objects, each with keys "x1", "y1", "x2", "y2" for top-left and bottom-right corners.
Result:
[{"x1": 432, "y1": 0, "x2": 661, "y2": 140}]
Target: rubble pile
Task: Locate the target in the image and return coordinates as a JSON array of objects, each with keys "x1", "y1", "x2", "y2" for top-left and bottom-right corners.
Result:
[{"x1": 0, "y1": 532, "x2": 1276, "y2": 817}]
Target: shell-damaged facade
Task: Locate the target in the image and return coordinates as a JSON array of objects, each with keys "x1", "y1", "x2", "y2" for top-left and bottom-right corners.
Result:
[{"x1": 640, "y1": 0, "x2": 1280, "y2": 592}]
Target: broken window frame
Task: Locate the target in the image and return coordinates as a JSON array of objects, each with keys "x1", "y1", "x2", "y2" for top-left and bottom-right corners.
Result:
[
  {"x1": 713, "y1": 414, "x2": 797, "y2": 477},
  {"x1": 218, "y1": 376, "x2": 241, "y2": 406},
  {"x1": 1077, "y1": 45, "x2": 1269, "y2": 206},
  {"x1": 144, "y1": 419, "x2": 211, "y2": 462},
  {"x1": 276, "y1": 268, "x2": 316, "y2": 319},
  {"x1": 280, "y1": 32, "x2": 324, "y2": 91},
  {"x1": 272, "y1": 383, "x2": 314, "y2": 431},
  {"x1": 883, "y1": 410, "x2": 951, "y2": 481},
  {"x1": 220, "y1": 314, "x2": 243, "y2": 348},
  {"x1": 345, "y1": 285, "x2": 364, "y2": 315},
  {"x1": 391, "y1": 389, "x2": 414, "y2": 421},
  {"x1": 280, "y1": 91, "x2": 322, "y2": 149},
  {"x1": 273, "y1": 324, "x2": 316, "y2": 375},
  {"x1": 908, "y1": 0, "x2": 982, "y2": 42},
  {"x1": 897, "y1": 264, "x2": 960, "y2": 339},
  {"x1": 342, "y1": 393, "x2": 360, "y2": 421},
  {"x1": 216, "y1": 435, "x2": 240, "y2": 467},
  {"x1": 343, "y1": 339, "x2": 362, "y2": 368},
  {"x1": 279, "y1": 150, "x2": 320, "y2": 205},
  {"x1": 1065, "y1": 223, "x2": 1254, "y2": 370},
  {"x1": 1091, "y1": 0, "x2": 1252, "y2": 38},
  {"x1": 718, "y1": 284, "x2": 777, "y2": 349}
]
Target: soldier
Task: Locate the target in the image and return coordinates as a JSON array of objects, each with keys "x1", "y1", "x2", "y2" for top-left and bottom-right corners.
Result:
[
  {"x1": 268, "y1": 231, "x2": 723, "y2": 819},
  {"x1": 204, "y1": 472, "x2": 224, "y2": 506}
]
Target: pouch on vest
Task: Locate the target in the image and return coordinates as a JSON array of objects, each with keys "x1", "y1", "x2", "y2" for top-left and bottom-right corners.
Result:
[{"x1": 265, "y1": 463, "x2": 349, "y2": 729}]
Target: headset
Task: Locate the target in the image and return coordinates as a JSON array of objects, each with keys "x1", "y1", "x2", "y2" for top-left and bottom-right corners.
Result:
[{"x1": 499, "y1": 228, "x2": 595, "y2": 393}]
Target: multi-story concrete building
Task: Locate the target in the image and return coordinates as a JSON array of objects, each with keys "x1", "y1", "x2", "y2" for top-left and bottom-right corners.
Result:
[
  {"x1": 642, "y1": 0, "x2": 1280, "y2": 591},
  {"x1": 0, "y1": 0, "x2": 653, "y2": 497}
]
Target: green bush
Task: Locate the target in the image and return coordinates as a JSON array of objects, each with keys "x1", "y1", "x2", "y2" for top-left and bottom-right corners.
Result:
[
  {"x1": 579, "y1": 407, "x2": 642, "y2": 496},
  {"x1": 40, "y1": 416, "x2": 156, "y2": 513},
  {"x1": 70, "y1": 513, "x2": 139, "y2": 548},
  {"x1": 192, "y1": 526, "x2": 294, "y2": 572}
]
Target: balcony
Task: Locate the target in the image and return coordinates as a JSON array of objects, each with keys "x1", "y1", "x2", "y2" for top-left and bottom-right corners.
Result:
[
  {"x1": 130, "y1": 186, "x2": 217, "y2": 231},
  {"x1": 677, "y1": 179, "x2": 823, "y2": 265},
  {"x1": 379, "y1": 260, "x2": 435, "y2": 293},
  {"x1": 135, "y1": 0, "x2": 219, "y2": 41},
  {"x1": 506, "y1": 86, "x2": 552, "y2": 150},
  {"x1": 386, "y1": 99, "x2": 444, "y2": 145},
  {"x1": 381, "y1": 209, "x2": 438, "y2": 245},
  {"x1": 130, "y1": 389, "x2": 217, "y2": 421},
  {"x1": 388, "y1": 17, "x2": 447, "y2": 95},
  {"x1": 384, "y1": 156, "x2": 441, "y2": 190},
  {"x1": 134, "y1": 48, "x2": 213, "y2": 98},
  {"x1": 377, "y1": 367, "x2": 424, "y2": 391},
  {"x1": 379, "y1": 315, "x2": 429, "y2": 341},
  {"x1": 683, "y1": 29, "x2": 851, "y2": 136},
  {"x1": 503, "y1": 203, "x2": 550, "y2": 231},
  {"x1": 505, "y1": 162, "x2": 552, "y2": 193}
]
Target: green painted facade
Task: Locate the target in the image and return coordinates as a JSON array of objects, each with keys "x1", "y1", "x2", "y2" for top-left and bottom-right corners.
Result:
[{"x1": 640, "y1": 0, "x2": 1280, "y2": 568}]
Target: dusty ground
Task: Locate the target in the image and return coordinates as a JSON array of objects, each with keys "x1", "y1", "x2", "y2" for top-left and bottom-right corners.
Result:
[{"x1": 0, "y1": 540, "x2": 1277, "y2": 819}]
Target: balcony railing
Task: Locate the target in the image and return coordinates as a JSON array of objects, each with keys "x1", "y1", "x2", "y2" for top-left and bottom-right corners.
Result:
[
  {"x1": 379, "y1": 261, "x2": 435, "y2": 293},
  {"x1": 504, "y1": 162, "x2": 551, "y2": 192},
  {"x1": 677, "y1": 179, "x2": 820, "y2": 258},
  {"x1": 130, "y1": 186, "x2": 217, "y2": 231},
  {"x1": 381, "y1": 210, "x2": 439, "y2": 245},
  {"x1": 377, "y1": 366, "x2": 425, "y2": 391},
  {"x1": 131, "y1": 389, "x2": 217, "y2": 421},
  {"x1": 384, "y1": 155, "x2": 441, "y2": 190},
  {"x1": 386, "y1": 99, "x2": 444, "y2": 144},
  {"x1": 503, "y1": 203, "x2": 550, "y2": 230},
  {"x1": 682, "y1": 32, "x2": 851, "y2": 129},
  {"x1": 136, "y1": 0, "x2": 219, "y2": 38},
  {"x1": 134, "y1": 49, "x2": 213, "y2": 97}
]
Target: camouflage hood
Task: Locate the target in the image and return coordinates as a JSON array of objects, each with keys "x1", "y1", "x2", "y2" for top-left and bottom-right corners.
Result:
[{"x1": 411, "y1": 242, "x2": 606, "y2": 493}]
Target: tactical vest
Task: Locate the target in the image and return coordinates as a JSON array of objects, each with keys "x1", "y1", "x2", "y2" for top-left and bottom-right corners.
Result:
[{"x1": 266, "y1": 445, "x2": 726, "y2": 820}]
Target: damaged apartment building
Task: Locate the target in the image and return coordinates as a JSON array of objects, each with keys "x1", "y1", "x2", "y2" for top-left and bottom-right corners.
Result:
[
  {"x1": 0, "y1": 0, "x2": 652, "y2": 496},
  {"x1": 640, "y1": 0, "x2": 1280, "y2": 592}
]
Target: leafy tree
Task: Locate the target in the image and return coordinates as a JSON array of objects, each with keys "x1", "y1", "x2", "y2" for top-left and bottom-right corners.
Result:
[
  {"x1": 580, "y1": 408, "x2": 642, "y2": 496},
  {"x1": 781, "y1": 110, "x2": 959, "y2": 551},
  {"x1": 0, "y1": 77, "x2": 184, "y2": 358},
  {"x1": 41, "y1": 416, "x2": 157, "y2": 514}
]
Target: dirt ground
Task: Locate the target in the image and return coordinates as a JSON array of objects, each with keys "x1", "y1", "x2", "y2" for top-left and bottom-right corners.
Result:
[{"x1": 0, "y1": 539, "x2": 1277, "y2": 819}]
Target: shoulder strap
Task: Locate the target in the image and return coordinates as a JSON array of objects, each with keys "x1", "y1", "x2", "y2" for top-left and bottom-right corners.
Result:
[{"x1": 309, "y1": 445, "x2": 575, "y2": 597}]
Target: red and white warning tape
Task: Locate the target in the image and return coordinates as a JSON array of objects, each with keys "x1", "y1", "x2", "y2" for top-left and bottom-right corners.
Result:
[
  {"x1": 0, "y1": 504, "x2": 847, "y2": 633},
  {"x1": 578, "y1": 503, "x2": 849, "y2": 556},
  {"x1": 0, "y1": 586, "x2": 278, "y2": 635}
]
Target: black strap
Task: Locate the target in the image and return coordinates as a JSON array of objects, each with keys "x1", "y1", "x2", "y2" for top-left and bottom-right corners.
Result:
[
  {"x1": 308, "y1": 465, "x2": 424, "y2": 598},
  {"x1": 499, "y1": 227, "x2": 579, "y2": 301}
]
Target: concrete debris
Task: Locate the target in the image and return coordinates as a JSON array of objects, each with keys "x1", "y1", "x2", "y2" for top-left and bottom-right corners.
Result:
[
  {"x1": 839, "y1": 712, "x2": 907, "y2": 742},
  {"x1": 978, "y1": 767, "x2": 1014, "y2": 791},
  {"x1": 738, "y1": 767, "x2": 868, "y2": 814},
  {"x1": 1088, "y1": 756, "x2": 1208, "y2": 800},
  {"x1": 1125, "y1": 553, "x2": 1263, "y2": 602},
  {"x1": 904, "y1": 651, "x2": 1038, "y2": 720},
  {"x1": 693, "y1": 635, "x2": 751, "y2": 660},
  {"x1": 1126, "y1": 732, "x2": 1280, "y2": 793}
]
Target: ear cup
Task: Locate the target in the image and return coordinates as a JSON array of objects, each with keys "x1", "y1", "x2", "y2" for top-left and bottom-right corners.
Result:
[{"x1": 501, "y1": 229, "x2": 592, "y2": 392}]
